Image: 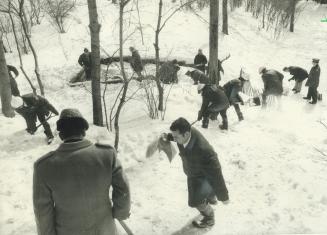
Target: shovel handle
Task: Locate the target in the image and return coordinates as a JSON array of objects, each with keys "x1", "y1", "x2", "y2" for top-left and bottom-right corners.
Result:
[{"x1": 118, "y1": 220, "x2": 134, "y2": 235}]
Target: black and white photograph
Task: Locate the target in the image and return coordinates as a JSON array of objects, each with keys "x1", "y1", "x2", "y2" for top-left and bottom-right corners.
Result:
[{"x1": 0, "y1": 0, "x2": 327, "y2": 234}]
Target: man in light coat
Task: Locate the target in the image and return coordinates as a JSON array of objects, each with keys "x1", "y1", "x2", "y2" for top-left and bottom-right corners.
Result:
[{"x1": 33, "y1": 108, "x2": 131, "y2": 235}]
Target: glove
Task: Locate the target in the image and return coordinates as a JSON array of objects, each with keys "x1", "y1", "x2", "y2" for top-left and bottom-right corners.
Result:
[
  {"x1": 240, "y1": 101, "x2": 244, "y2": 105},
  {"x1": 288, "y1": 78, "x2": 292, "y2": 82},
  {"x1": 160, "y1": 133, "x2": 168, "y2": 141},
  {"x1": 197, "y1": 111, "x2": 202, "y2": 121}
]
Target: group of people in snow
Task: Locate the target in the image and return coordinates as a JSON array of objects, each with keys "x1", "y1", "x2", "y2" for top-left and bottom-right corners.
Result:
[{"x1": 4, "y1": 45, "x2": 321, "y2": 233}]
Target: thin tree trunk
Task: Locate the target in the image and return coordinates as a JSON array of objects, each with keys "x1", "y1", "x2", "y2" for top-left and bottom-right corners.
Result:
[
  {"x1": 209, "y1": 0, "x2": 219, "y2": 85},
  {"x1": 19, "y1": 0, "x2": 44, "y2": 95},
  {"x1": 290, "y1": 0, "x2": 296, "y2": 32},
  {"x1": 0, "y1": 38, "x2": 15, "y2": 117},
  {"x1": 262, "y1": 0, "x2": 265, "y2": 28},
  {"x1": 87, "y1": 0, "x2": 104, "y2": 126},
  {"x1": 222, "y1": 0, "x2": 228, "y2": 34},
  {"x1": 9, "y1": 10, "x2": 36, "y2": 94},
  {"x1": 154, "y1": 0, "x2": 164, "y2": 112},
  {"x1": 114, "y1": 0, "x2": 130, "y2": 150}
]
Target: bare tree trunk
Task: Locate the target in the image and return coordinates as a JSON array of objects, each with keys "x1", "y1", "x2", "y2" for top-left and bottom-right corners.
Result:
[
  {"x1": 209, "y1": 0, "x2": 219, "y2": 85},
  {"x1": 290, "y1": 0, "x2": 296, "y2": 32},
  {"x1": 154, "y1": 0, "x2": 164, "y2": 112},
  {"x1": 262, "y1": 0, "x2": 266, "y2": 28},
  {"x1": 87, "y1": 0, "x2": 103, "y2": 126},
  {"x1": 222, "y1": 0, "x2": 228, "y2": 34},
  {"x1": 18, "y1": 0, "x2": 44, "y2": 95},
  {"x1": 0, "y1": 38, "x2": 15, "y2": 117},
  {"x1": 9, "y1": 10, "x2": 36, "y2": 94},
  {"x1": 114, "y1": 0, "x2": 130, "y2": 150}
]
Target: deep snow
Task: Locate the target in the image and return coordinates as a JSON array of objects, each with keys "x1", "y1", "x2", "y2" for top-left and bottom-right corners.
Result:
[{"x1": 1, "y1": 1, "x2": 327, "y2": 234}]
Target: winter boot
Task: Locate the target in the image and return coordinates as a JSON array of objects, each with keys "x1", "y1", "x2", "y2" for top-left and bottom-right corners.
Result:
[
  {"x1": 202, "y1": 118, "x2": 209, "y2": 129},
  {"x1": 192, "y1": 214, "x2": 215, "y2": 228},
  {"x1": 238, "y1": 114, "x2": 244, "y2": 121},
  {"x1": 207, "y1": 196, "x2": 218, "y2": 205},
  {"x1": 219, "y1": 120, "x2": 228, "y2": 130}
]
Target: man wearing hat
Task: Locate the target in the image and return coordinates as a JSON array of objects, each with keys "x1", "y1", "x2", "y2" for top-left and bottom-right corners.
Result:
[
  {"x1": 303, "y1": 58, "x2": 320, "y2": 104},
  {"x1": 259, "y1": 66, "x2": 284, "y2": 107},
  {"x1": 33, "y1": 108, "x2": 131, "y2": 235},
  {"x1": 197, "y1": 84, "x2": 230, "y2": 130},
  {"x1": 222, "y1": 72, "x2": 248, "y2": 121},
  {"x1": 161, "y1": 117, "x2": 229, "y2": 228},
  {"x1": 78, "y1": 48, "x2": 92, "y2": 81}
]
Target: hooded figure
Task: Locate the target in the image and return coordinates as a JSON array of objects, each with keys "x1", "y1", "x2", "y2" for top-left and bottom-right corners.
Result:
[
  {"x1": 33, "y1": 108, "x2": 131, "y2": 235},
  {"x1": 129, "y1": 47, "x2": 143, "y2": 78},
  {"x1": 303, "y1": 58, "x2": 320, "y2": 104},
  {"x1": 259, "y1": 67, "x2": 284, "y2": 107},
  {"x1": 197, "y1": 84, "x2": 230, "y2": 130}
]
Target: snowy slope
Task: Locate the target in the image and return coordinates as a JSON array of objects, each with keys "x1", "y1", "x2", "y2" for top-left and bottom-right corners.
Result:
[{"x1": 1, "y1": 1, "x2": 327, "y2": 234}]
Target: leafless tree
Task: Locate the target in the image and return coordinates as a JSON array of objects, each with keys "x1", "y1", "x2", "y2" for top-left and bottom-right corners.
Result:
[{"x1": 44, "y1": 0, "x2": 76, "y2": 33}]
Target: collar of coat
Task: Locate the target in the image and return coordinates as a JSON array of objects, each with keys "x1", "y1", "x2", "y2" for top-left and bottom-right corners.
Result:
[
  {"x1": 56, "y1": 138, "x2": 93, "y2": 152},
  {"x1": 179, "y1": 127, "x2": 197, "y2": 151}
]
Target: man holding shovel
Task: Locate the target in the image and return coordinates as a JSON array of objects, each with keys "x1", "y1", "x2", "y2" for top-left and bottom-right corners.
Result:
[{"x1": 160, "y1": 117, "x2": 229, "y2": 228}]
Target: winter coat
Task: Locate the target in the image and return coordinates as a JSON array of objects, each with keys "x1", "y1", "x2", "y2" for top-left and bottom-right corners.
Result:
[
  {"x1": 159, "y1": 61, "x2": 180, "y2": 84},
  {"x1": 33, "y1": 139, "x2": 131, "y2": 235},
  {"x1": 199, "y1": 85, "x2": 229, "y2": 119},
  {"x1": 21, "y1": 93, "x2": 59, "y2": 116},
  {"x1": 305, "y1": 65, "x2": 320, "y2": 88},
  {"x1": 194, "y1": 54, "x2": 208, "y2": 73},
  {"x1": 167, "y1": 127, "x2": 229, "y2": 207},
  {"x1": 288, "y1": 66, "x2": 308, "y2": 82},
  {"x1": 189, "y1": 70, "x2": 210, "y2": 84},
  {"x1": 130, "y1": 50, "x2": 143, "y2": 72},
  {"x1": 261, "y1": 69, "x2": 284, "y2": 95},
  {"x1": 223, "y1": 79, "x2": 244, "y2": 105},
  {"x1": 78, "y1": 52, "x2": 92, "y2": 69},
  {"x1": 7, "y1": 65, "x2": 20, "y2": 96}
]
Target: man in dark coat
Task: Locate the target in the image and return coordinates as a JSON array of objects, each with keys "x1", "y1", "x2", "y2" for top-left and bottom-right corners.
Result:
[
  {"x1": 259, "y1": 67, "x2": 284, "y2": 107},
  {"x1": 303, "y1": 58, "x2": 320, "y2": 104},
  {"x1": 78, "y1": 48, "x2": 92, "y2": 81},
  {"x1": 7, "y1": 65, "x2": 20, "y2": 96},
  {"x1": 197, "y1": 84, "x2": 230, "y2": 130},
  {"x1": 185, "y1": 69, "x2": 210, "y2": 85},
  {"x1": 223, "y1": 76, "x2": 247, "y2": 121},
  {"x1": 161, "y1": 117, "x2": 229, "y2": 228},
  {"x1": 15, "y1": 93, "x2": 59, "y2": 144},
  {"x1": 159, "y1": 59, "x2": 180, "y2": 84},
  {"x1": 33, "y1": 108, "x2": 131, "y2": 235},
  {"x1": 283, "y1": 66, "x2": 308, "y2": 93},
  {"x1": 194, "y1": 49, "x2": 208, "y2": 73},
  {"x1": 129, "y1": 47, "x2": 143, "y2": 78}
]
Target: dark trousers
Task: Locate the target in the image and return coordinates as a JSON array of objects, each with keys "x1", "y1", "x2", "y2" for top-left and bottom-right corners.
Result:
[
  {"x1": 233, "y1": 103, "x2": 243, "y2": 120},
  {"x1": 203, "y1": 108, "x2": 228, "y2": 128},
  {"x1": 85, "y1": 68, "x2": 92, "y2": 81},
  {"x1": 306, "y1": 87, "x2": 318, "y2": 103}
]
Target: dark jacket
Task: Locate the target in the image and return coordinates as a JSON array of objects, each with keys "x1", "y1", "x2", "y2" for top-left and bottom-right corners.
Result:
[
  {"x1": 199, "y1": 85, "x2": 229, "y2": 119},
  {"x1": 262, "y1": 69, "x2": 283, "y2": 95},
  {"x1": 305, "y1": 65, "x2": 320, "y2": 88},
  {"x1": 189, "y1": 70, "x2": 210, "y2": 84},
  {"x1": 223, "y1": 79, "x2": 244, "y2": 105},
  {"x1": 194, "y1": 54, "x2": 207, "y2": 72},
  {"x1": 287, "y1": 66, "x2": 308, "y2": 82},
  {"x1": 168, "y1": 128, "x2": 229, "y2": 207},
  {"x1": 22, "y1": 93, "x2": 59, "y2": 116},
  {"x1": 78, "y1": 52, "x2": 91, "y2": 69},
  {"x1": 130, "y1": 50, "x2": 143, "y2": 72},
  {"x1": 159, "y1": 61, "x2": 180, "y2": 84},
  {"x1": 7, "y1": 65, "x2": 20, "y2": 96},
  {"x1": 33, "y1": 139, "x2": 131, "y2": 235}
]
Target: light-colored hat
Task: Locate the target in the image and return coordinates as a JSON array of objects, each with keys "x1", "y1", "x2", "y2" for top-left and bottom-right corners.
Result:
[
  {"x1": 258, "y1": 66, "x2": 266, "y2": 74},
  {"x1": 197, "y1": 83, "x2": 206, "y2": 92}
]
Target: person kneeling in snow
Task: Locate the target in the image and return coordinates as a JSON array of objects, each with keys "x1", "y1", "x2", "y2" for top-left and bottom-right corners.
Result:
[
  {"x1": 161, "y1": 117, "x2": 229, "y2": 228},
  {"x1": 33, "y1": 108, "x2": 131, "y2": 235},
  {"x1": 197, "y1": 84, "x2": 230, "y2": 130},
  {"x1": 259, "y1": 66, "x2": 284, "y2": 107},
  {"x1": 15, "y1": 93, "x2": 59, "y2": 144}
]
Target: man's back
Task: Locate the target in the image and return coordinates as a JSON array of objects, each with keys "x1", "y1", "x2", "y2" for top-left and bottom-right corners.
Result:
[{"x1": 33, "y1": 139, "x2": 130, "y2": 235}]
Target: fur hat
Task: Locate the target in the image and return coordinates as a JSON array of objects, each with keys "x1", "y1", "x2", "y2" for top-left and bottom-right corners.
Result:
[
  {"x1": 56, "y1": 108, "x2": 89, "y2": 131},
  {"x1": 312, "y1": 58, "x2": 319, "y2": 63}
]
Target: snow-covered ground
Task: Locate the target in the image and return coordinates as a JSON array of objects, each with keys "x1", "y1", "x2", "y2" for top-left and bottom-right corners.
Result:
[{"x1": 1, "y1": 1, "x2": 327, "y2": 234}]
